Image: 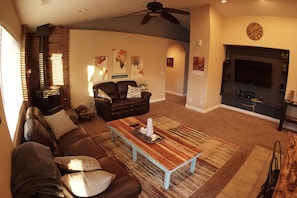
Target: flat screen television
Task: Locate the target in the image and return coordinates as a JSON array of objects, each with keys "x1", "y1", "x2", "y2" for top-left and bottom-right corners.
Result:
[{"x1": 234, "y1": 59, "x2": 272, "y2": 88}]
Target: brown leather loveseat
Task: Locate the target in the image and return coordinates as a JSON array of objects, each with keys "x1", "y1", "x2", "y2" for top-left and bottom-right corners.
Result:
[
  {"x1": 93, "y1": 80, "x2": 151, "y2": 121},
  {"x1": 12, "y1": 106, "x2": 142, "y2": 198}
]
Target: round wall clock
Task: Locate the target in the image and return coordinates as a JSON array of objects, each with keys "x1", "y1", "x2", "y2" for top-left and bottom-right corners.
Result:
[{"x1": 246, "y1": 22, "x2": 263, "y2": 40}]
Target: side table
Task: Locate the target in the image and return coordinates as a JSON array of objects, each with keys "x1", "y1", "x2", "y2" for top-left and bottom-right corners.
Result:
[{"x1": 277, "y1": 100, "x2": 297, "y2": 131}]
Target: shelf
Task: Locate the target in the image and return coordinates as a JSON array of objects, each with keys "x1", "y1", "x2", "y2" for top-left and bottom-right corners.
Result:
[
  {"x1": 222, "y1": 92, "x2": 282, "y2": 118},
  {"x1": 285, "y1": 116, "x2": 297, "y2": 124}
]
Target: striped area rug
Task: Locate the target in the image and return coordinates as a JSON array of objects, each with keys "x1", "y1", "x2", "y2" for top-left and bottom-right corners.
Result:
[{"x1": 94, "y1": 116, "x2": 239, "y2": 198}]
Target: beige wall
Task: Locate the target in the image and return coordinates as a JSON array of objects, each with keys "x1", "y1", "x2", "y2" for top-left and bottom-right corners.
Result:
[
  {"x1": 0, "y1": 0, "x2": 21, "y2": 197},
  {"x1": 206, "y1": 6, "x2": 224, "y2": 109},
  {"x1": 0, "y1": 0, "x2": 21, "y2": 39},
  {"x1": 186, "y1": 5, "x2": 213, "y2": 112},
  {"x1": 187, "y1": 5, "x2": 297, "y2": 112},
  {"x1": 69, "y1": 29, "x2": 188, "y2": 108},
  {"x1": 222, "y1": 16, "x2": 297, "y2": 96},
  {"x1": 0, "y1": 92, "x2": 13, "y2": 197}
]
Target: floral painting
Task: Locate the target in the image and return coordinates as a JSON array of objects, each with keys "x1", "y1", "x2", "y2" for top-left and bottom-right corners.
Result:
[
  {"x1": 93, "y1": 56, "x2": 108, "y2": 80},
  {"x1": 131, "y1": 56, "x2": 144, "y2": 78},
  {"x1": 113, "y1": 49, "x2": 127, "y2": 74}
]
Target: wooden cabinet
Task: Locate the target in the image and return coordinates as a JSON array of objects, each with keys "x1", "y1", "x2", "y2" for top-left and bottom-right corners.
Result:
[
  {"x1": 221, "y1": 45, "x2": 288, "y2": 118},
  {"x1": 222, "y1": 93, "x2": 282, "y2": 118}
]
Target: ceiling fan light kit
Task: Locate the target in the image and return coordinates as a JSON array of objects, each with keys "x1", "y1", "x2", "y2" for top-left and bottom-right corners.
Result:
[{"x1": 148, "y1": 12, "x2": 161, "y2": 17}]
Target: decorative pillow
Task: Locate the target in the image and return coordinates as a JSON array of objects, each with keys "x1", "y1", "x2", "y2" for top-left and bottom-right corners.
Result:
[
  {"x1": 44, "y1": 109, "x2": 78, "y2": 139},
  {"x1": 126, "y1": 85, "x2": 141, "y2": 98},
  {"x1": 54, "y1": 156, "x2": 102, "y2": 172},
  {"x1": 98, "y1": 89, "x2": 112, "y2": 103},
  {"x1": 62, "y1": 170, "x2": 116, "y2": 197}
]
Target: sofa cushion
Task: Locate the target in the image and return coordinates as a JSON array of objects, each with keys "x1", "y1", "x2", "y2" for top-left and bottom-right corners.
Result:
[
  {"x1": 26, "y1": 106, "x2": 49, "y2": 129},
  {"x1": 116, "y1": 81, "x2": 138, "y2": 99},
  {"x1": 24, "y1": 118, "x2": 60, "y2": 156},
  {"x1": 44, "y1": 109, "x2": 78, "y2": 139},
  {"x1": 94, "y1": 82, "x2": 119, "y2": 100},
  {"x1": 111, "y1": 99, "x2": 131, "y2": 112},
  {"x1": 128, "y1": 98, "x2": 147, "y2": 108},
  {"x1": 126, "y1": 85, "x2": 141, "y2": 98},
  {"x1": 57, "y1": 127, "x2": 107, "y2": 159},
  {"x1": 62, "y1": 170, "x2": 116, "y2": 197},
  {"x1": 54, "y1": 156, "x2": 102, "y2": 172},
  {"x1": 98, "y1": 89, "x2": 112, "y2": 103}
]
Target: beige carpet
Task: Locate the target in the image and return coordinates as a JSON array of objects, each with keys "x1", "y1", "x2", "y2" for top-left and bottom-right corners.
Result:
[{"x1": 92, "y1": 116, "x2": 239, "y2": 198}]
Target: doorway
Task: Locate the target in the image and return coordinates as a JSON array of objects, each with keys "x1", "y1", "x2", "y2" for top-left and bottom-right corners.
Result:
[{"x1": 166, "y1": 44, "x2": 188, "y2": 105}]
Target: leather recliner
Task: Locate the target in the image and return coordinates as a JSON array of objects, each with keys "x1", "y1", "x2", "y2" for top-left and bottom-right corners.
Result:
[{"x1": 93, "y1": 80, "x2": 151, "y2": 121}]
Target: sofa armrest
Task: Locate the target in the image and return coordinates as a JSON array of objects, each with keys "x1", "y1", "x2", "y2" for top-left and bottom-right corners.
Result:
[
  {"x1": 94, "y1": 98, "x2": 113, "y2": 121},
  {"x1": 95, "y1": 97, "x2": 111, "y2": 103},
  {"x1": 141, "y1": 91, "x2": 152, "y2": 100}
]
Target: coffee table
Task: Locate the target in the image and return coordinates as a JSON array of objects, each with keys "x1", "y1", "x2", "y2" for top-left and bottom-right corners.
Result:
[{"x1": 107, "y1": 117, "x2": 203, "y2": 189}]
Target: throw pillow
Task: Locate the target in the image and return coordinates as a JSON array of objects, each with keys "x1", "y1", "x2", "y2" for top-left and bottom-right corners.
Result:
[
  {"x1": 44, "y1": 109, "x2": 78, "y2": 139},
  {"x1": 54, "y1": 156, "x2": 102, "y2": 172},
  {"x1": 98, "y1": 89, "x2": 112, "y2": 103},
  {"x1": 62, "y1": 170, "x2": 116, "y2": 197},
  {"x1": 126, "y1": 85, "x2": 141, "y2": 98}
]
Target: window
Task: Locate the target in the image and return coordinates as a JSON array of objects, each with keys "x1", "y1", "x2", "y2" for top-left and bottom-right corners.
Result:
[
  {"x1": 0, "y1": 25, "x2": 23, "y2": 138},
  {"x1": 51, "y1": 53, "x2": 64, "y2": 85}
]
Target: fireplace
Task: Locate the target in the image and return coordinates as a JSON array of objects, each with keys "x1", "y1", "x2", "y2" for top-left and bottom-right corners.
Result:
[
  {"x1": 31, "y1": 86, "x2": 63, "y2": 115},
  {"x1": 30, "y1": 24, "x2": 64, "y2": 115}
]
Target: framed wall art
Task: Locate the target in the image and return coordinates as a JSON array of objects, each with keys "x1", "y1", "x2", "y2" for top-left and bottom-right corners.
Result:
[
  {"x1": 93, "y1": 56, "x2": 108, "y2": 80},
  {"x1": 131, "y1": 56, "x2": 144, "y2": 78},
  {"x1": 193, "y1": 56, "x2": 205, "y2": 72},
  {"x1": 167, "y1": 57, "x2": 174, "y2": 67},
  {"x1": 113, "y1": 49, "x2": 127, "y2": 74}
]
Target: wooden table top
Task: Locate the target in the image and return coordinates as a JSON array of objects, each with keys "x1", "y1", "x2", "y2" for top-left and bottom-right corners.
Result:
[{"x1": 107, "y1": 117, "x2": 202, "y2": 171}]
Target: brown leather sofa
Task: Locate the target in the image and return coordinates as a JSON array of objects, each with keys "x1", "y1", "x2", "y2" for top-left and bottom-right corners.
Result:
[
  {"x1": 93, "y1": 80, "x2": 151, "y2": 121},
  {"x1": 16, "y1": 106, "x2": 142, "y2": 198}
]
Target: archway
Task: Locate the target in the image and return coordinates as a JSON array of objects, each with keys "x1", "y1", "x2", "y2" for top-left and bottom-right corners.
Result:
[{"x1": 166, "y1": 44, "x2": 188, "y2": 103}]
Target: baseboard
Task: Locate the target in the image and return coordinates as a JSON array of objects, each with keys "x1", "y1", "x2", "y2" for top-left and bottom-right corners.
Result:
[
  {"x1": 220, "y1": 104, "x2": 279, "y2": 123},
  {"x1": 185, "y1": 104, "x2": 221, "y2": 113},
  {"x1": 150, "y1": 97, "x2": 166, "y2": 103},
  {"x1": 166, "y1": 90, "x2": 186, "y2": 97}
]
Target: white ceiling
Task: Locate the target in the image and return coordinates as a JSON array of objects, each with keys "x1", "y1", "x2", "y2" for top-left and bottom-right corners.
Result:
[{"x1": 13, "y1": 0, "x2": 297, "y2": 30}]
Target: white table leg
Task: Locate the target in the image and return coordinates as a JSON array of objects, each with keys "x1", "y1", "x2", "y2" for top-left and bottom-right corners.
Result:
[
  {"x1": 189, "y1": 157, "x2": 197, "y2": 173},
  {"x1": 164, "y1": 171, "x2": 171, "y2": 189},
  {"x1": 132, "y1": 146, "x2": 137, "y2": 162}
]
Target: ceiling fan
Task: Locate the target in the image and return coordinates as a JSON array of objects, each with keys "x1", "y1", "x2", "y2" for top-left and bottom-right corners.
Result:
[{"x1": 126, "y1": 0, "x2": 190, "y2": 25}]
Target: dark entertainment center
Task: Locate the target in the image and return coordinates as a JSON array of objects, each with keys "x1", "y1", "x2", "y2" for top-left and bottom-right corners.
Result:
[{"x1": 221, "y1": 45, "x2": 289, "y2": 119}]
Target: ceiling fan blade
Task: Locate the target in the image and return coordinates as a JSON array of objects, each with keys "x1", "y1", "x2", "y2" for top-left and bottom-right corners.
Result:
[
  {"x1": 163, "y1": 7, "x2": 190, "y2": 15},
  {"x1": 141, "y1": 13, "x2": 152, "y2": 25},
  {"x1": 161, "y1": 11, "x2": 180, "y2": 24},
  {"x1": 121, "y1": 9, "x2": 148, "y2": 17}
]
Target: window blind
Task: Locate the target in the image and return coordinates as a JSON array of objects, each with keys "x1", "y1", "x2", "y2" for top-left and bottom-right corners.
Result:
[{"x1": 0, "y1": 25, "x2": 23, "y2": 138}]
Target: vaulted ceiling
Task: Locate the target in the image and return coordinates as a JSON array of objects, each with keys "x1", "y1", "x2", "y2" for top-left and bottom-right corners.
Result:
[
  {"x1": 12, "y1": 0, "x2": 297, "y2": 41},
  {"x1": 13, "y1": 0, "x2": 297, "y2": 30}
]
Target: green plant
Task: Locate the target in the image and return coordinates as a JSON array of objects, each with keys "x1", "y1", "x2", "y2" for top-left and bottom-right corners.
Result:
[{"x1": 137, "y1": 80, "x2": 148, "y2": 89}]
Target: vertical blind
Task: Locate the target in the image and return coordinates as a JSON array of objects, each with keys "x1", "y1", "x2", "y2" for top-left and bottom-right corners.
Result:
[{"x1": 0, "y1": 25, "x2": 23, "y2": 138}]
